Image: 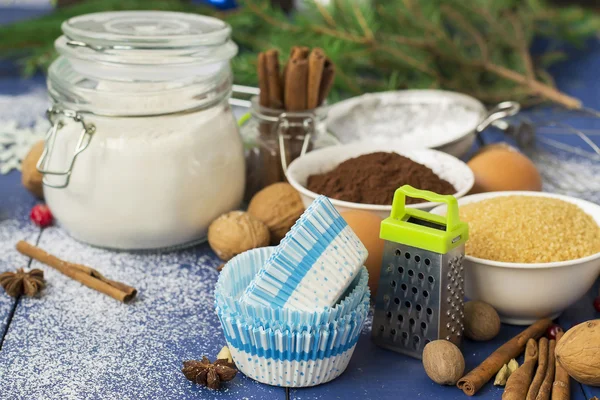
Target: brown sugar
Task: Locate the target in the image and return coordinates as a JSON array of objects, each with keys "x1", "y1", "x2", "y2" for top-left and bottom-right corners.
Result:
[
  {"x1": 460, "y1": 196, "x2": 600, "y2": 263},
  {"x1": 306, "y1": 152, "x2": 456, "y2": 205}
]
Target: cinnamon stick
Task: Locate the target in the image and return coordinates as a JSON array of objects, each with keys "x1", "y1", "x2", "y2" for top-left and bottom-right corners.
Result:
[
  {"x1": 527, "y1": 337, "x2": 549, "y2": 400},
  {"x1": 16, "y1": 240, "x2": 136, "y2": 303},
  {"x1": 503, "y1": 339, "x2": 539, "y2": 400},
  {"x1": 317, "y1": 58, "x2": 335, "y2": 106},
  {"x1": 535, "y1": 339, "x2": 555, "y2": 400},
  {"x1": 307, "y1": 48, "x2": 326, "y2": 109},
  {"x1": 282, "y1": 46, "x2": 309, "y2": 106},
  {"x1": 457, "y1": 318, "x2": 552, "y2": 396},
  {"x1": 265, "y1": 49, "x2": 284, "y2": 109},
  {"x1": 290, "y1": 46, "x2": 310, "y2": 60},
  {"x1": 552, "y1": 331, "x2": 570, "y2": 400},
  {"x1": 258, "y1": 52, "x2": 270, "y2": 107},
  {"x1": 284, "y1": 58, "x2": 309, "y2": 111}
]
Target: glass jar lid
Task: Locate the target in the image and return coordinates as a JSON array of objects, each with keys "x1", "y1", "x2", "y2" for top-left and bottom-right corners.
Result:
[
  {"x1": 53, "y1": 11, "x2": 237, "y2": 82},
  {"x1": 62, "y1": 11, "x2": 231, "y2": 49}
]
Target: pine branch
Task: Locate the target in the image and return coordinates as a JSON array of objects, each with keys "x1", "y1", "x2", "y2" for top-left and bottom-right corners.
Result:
[{"x1": 0, "y1": 0, "x2": 597, "y2": 108}]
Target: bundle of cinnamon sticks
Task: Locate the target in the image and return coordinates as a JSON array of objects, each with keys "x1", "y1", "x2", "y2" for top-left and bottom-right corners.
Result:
[
  {"x1": 456, "y1": 318, "x2": 571, "y2": 399},
  {"x1": 258, "y1": 46, "x2": 335, "y2": 111}
]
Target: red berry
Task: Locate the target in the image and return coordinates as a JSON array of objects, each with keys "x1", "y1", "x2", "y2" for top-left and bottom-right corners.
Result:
[
  {"x1": 546, "y1": 324, "x2": 563, "y2": 340},
  {"x1": 30, "y1": 204, "x2": 53, "y2": 228},
  {"x1": 594, "y1": 296, "x2": 600, "y2": 313}
]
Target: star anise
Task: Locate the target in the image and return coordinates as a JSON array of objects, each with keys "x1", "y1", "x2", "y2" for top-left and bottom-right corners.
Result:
[
  {"x1": 182, "y1": 356, "x2": 237, "y2": 390},
  {"x1": 0, "y1": 268, "x2": 45, "y2": 298}
]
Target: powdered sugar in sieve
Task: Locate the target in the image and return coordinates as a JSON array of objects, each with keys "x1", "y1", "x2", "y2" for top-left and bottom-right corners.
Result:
[{"x1": 326, "y1": 90, "x2": 485, "y2": 150}]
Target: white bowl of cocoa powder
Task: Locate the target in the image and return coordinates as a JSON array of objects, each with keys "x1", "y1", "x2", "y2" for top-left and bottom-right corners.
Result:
[{"x1": 285, "y1": 141, "x2": 474, "y2": 219}]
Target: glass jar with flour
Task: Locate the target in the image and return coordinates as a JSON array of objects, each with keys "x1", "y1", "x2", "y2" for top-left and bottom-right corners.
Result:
[{"x1": 40, "y1": 11, "x2": 245, "y2": 250}]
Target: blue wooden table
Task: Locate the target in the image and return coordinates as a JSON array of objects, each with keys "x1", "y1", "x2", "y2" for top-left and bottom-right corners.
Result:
[{"x1": 1, "y1": 6, "x2": 599, "y2": 400}]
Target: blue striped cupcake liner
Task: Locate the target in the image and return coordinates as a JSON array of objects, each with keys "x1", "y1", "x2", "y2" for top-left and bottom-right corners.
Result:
[
  {"x1": 216, "y1": 290, "x2": 370, "y2": 333},
  {"x1": 215, "y1": 247, "x2": 369, "y2": 328},
  {"x1": 216, "y1": 297, "x2": 369, "y2": 387},
  {"x1": 240, "y1": 196, "x2": 368, "y2": 311}
]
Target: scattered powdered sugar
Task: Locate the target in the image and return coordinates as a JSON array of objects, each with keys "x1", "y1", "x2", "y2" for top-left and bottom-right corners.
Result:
[
  {"x1": 0, "y1": 219, "x2": 39, "y2": 336},
  {"x1": 525, "y1": 142, "x2": 600, "y2": 204},
  {"x1": 0, "y1": 88, "x2": 49, "y2": 125},
  {"x1": 0, "y1": 226, "x2": 285, "y2": 400},
  {"x1": 0, "y1": 88, "x2": 49, "y2": 174}
]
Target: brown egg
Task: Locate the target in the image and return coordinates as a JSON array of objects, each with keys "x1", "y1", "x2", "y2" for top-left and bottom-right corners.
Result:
[
  {"x1": 341, "y1": 210, "x2": 385, "y2": 297},
  {"x1": 467, "y1": 143, "x2": 542, "y2": 193}
]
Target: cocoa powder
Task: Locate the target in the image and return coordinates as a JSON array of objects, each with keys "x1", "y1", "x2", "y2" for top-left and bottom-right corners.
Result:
[{"x1": 306, "y1": 152, "x2": 456, "y2": 205}]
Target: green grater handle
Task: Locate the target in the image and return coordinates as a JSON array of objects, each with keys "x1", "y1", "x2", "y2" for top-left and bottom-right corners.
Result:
[{"x1": 391, "y1": 185, "x2": 460, "y2": 231}]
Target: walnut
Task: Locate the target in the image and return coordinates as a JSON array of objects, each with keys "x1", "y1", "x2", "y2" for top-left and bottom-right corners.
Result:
[
  {"x1": 247, "y1": 183, "x2": 304, "y2": 244},
  {"x1": 208, "y1": 211, "x2": 270, "y2": 261},
  {"x1": 21, "y1": 141, "x2": 45, "y2": 199},
  {"x1": 556, "y1": 319, "x2": 600, "y2": 386}
]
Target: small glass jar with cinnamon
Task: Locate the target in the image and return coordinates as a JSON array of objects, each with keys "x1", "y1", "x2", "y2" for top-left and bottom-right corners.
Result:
[
  {"x1": 241, "y1": 97, "x2": 331, "y2": 200},
  {"x1": 241, "y1": 47, "x2": 336, "y2": 200}
]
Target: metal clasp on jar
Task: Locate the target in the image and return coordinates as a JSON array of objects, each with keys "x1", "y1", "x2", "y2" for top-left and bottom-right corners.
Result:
[
  {"x1": 274, "y1": 111, "x2": 316, "y2": 173},
  {"x1": 37, "y1": 106, "x2": 95, "y2": 189}
]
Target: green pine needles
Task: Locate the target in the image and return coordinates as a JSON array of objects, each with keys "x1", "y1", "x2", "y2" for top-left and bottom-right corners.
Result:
[{"x1": 1, "y1": 0, "x2": 598, "y2": 107}]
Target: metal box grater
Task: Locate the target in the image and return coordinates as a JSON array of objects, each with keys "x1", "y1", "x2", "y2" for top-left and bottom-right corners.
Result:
[{"x1": 371, "y1": 185, "x2": 469, "y2": 359}]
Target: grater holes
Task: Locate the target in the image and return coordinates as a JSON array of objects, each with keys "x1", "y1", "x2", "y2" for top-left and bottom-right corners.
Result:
[
  {"x1": 397, "y1": 314, "x2": 404, "y2": 322},
  {"x1": 398, "y1": 266, "x2": 404, "y2": 274},
  {"x1": 415, "y1": 304, "x2": 422, "y2": 312},
  {"x1": 394, "y1": 297, "x2": 400, "y2": 305},
  {"x1": 415, "y1": 255, "x2": 421, "y2": 262},
  {"x1": 421, "y1": 321, "x2": 427, "y2": 330},
  {"x1": 413, "y1": 335, "x2": 420, "y2": 346},
  {"x1": 409, "y1": 318, "x2": 415, "y2": 326},
  {"x1": 405, "y1": 301, "x2": 412, "y2": 309},
  {"x1": 395, "y1": 249, "x2": 401, "y2": 256},
  {"x1": 391, "y1": 329, "x2": 397, "y2": 336},
  {"x1": 423, "y1": 290, "x2": 429, "y2": 298},
  {"x1": 386, "y1": 311, "x2": 392, "y2": 319},
  {"x1": 405, "y1": 252, "x2": 411, "y2": 259},
  {"x1": 418, "y1": 272, "x2": 424, "y2": 280},
  {"x1": 379, "y1": 325, "x2": 385, "y2": 332},
  {"x1": 425, "y1": 258, "x2": 431, "y2": 266},
  {"x1": 408, "y1": 269, "x2": 415, "y2": 277},
  {"x1": 401, "y1": 283, "x2": 407, "y2": 291},
  {"x1": 426, "y1": 307, "x2": 433, "y2": 315},
  {"x1": 391, "y1": 280, "x2": 396, "y2": 288},
  {"x1": 428, "y1": 276, "x2": 435, "y2": 284},
  {"x1": 402, "y1": 332, "x2": 408, "y2": 339},
  {"x1": 411, "y1": 287, "x2": 418, "y2": 295}
]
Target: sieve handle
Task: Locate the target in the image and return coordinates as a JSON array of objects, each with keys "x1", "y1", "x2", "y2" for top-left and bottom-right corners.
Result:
[{"x1": 390, "y1": 185, "x2": 460, "y2": 231}]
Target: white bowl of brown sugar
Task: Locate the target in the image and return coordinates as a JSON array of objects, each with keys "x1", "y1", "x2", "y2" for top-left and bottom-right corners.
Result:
[
  {"x1": 285, "y1": 141, "x2": 475, "y2": 218},
  {"x1": 431, "y1": 191, "x2": 600, "y2": 325}
]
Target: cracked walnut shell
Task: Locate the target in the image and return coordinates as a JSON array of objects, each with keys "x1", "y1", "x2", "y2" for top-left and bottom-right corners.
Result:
[
  {"x1": 208, "y1": 211, "x2": 270, "y2": 261},
  {"x1": 247, "y1": 183, "x2": 304, "y2": 244}
]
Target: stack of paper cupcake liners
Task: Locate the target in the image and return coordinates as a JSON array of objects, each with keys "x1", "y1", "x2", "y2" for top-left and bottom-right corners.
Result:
[
  {"x1": 240, "y1": 196, "x2": 368, "y2": 311},
  {"x1": 215, "y1": 242, "x2": 370, "y2": 386}
]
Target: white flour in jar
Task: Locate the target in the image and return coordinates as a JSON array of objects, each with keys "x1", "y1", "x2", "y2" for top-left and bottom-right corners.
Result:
[{"x1": 44, "y1": 101, "x2": 245, "y2": 250}]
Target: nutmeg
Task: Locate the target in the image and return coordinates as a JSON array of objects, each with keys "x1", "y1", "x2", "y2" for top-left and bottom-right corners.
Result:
[
  {"x1": 21, "y1": 140, "x2": 45, "y2": 199},
  {"x1": 463, "y1": 300, "x2": 501, "y2": 341},
  {"x1": 422, "y1": 340, "x2": 465, "y2": 385},
  {"x1": 208, "y1": 211, "x2": 270, "y2": 261},
  {"x1": 247, "y1": 183, "x2": 304, "y2": 244}
]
